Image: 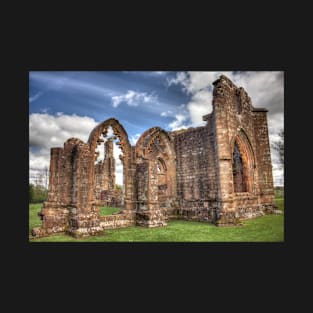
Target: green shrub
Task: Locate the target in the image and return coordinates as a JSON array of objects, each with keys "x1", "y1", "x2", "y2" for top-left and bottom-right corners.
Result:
[{"x1": 29, "y1": 184, "x2": 48, "y2": 203}]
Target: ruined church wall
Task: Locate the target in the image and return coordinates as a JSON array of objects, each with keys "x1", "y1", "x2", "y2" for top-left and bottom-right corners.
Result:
[
  {"x1": 171, "y1": 122, "x2": 218, "y2": 221},
  {"x1": 38, "y1": 142, "x2": 76, "y2": 232},
  {"x1": 212, "y1": 77, "x2": 260, "y2": 202},
  {"x1": 253, "y1": 111, "x2": 275, "y2": 204},
  {"x1": 35, "y1": 142, "x2": 76, "y2": 236},
  {"x1": 217, "y1": 89, "x2": 260, "y2": 204},
  {"x1": 72, "y1": 141, "x2": 94, "y2": 213},
  {"x1": 213, "y1": 77, "x2": 274, "y2": 205},
  {"x1": 45, "y1": 147, "x2": 64, "y2": 206},
  {"x1": 211, "y1": 75, "x2": 275, "y2": 224}
]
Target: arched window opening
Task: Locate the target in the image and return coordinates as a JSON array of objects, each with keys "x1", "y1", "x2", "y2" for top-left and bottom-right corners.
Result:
[
  {"x1": 94, "y1": 126, "x2": 124, "y2": 214},
  {"x1": 232, "y1": 142, "x2": 247, "y2": 192}
]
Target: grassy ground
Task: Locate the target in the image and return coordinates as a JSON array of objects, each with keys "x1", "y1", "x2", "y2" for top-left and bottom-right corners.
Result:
[
  {"x1": 99, "y1": 206, "x2": 121, "y2": 216},
  {"x1": 29, "y1": 198, "x2": 284, "y2": 242},
  {"x1": 29, "y1": 203, "x2": 43, "y2": 235},
  {"x1": 275, "y1": 198, "x2": 284, "y2": 211}
]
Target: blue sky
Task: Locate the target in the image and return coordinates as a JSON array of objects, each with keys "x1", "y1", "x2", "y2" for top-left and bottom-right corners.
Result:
[
  {"x1": 29, "y1": 71, "x2": 284, "y2": 185},
  {"x1": 29, "y1": 71, "x2": 190, "y2": 134}
]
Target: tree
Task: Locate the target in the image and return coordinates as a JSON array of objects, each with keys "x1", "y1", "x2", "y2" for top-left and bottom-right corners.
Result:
[
  {"x1": 44, "y1": 165, "x2": 49, "y2": 190},
  {"x1": 272, "y1": 129, "x2": 284, "y2": 167}
]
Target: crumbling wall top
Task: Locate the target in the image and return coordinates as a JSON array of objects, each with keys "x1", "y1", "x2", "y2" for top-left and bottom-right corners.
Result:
[{"x1": 213, "y1": 75, "x2": 268, "y2": 112}]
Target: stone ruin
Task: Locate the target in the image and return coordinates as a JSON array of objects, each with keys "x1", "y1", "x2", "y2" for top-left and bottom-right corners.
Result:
[{"x1": 32, "y1": 75, "x2": 277, "y2": 238}]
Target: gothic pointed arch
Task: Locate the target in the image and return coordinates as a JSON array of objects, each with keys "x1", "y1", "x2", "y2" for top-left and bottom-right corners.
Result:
[
  {"x1": 135, "y1": 127, "x2": 177, "y2": 212},
  {"x1": 136, "y1": 127, "x2": 175, "y2": 160},
  {"x1": 88, "y1": 118, "x2": 131, "y2": 154},
  {"x1": 87, "y1": 118, "x2": 132, "y2": 205},
  {"x1": 231, "y1": 129, "x2": 256, "y2": 193}
]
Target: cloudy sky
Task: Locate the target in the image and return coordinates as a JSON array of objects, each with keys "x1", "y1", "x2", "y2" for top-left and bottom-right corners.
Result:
[{"x1": 29, "y1": 71, "x2": 284, "y2": 186}]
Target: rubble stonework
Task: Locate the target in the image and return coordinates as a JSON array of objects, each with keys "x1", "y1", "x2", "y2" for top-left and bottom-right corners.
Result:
[{"x1": 31, "y1": 75, "x2": 276, "y2": 238}]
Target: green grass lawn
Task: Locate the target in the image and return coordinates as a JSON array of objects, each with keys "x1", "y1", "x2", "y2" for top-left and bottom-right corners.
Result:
[
  {"x1": 29, "y1": 199, "x2": 284, "y2": 242},
  {"x1": 275, "y1": 198, "x2": 284, "y2": 211},
  {"x1": 99, "y1": 206, "x2": 121, "y2": 216},
  {"x1": 29, "y1": 203, "x2": 43, "y2": 235}
]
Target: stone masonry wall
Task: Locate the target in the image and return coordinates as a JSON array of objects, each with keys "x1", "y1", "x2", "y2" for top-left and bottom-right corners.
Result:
[
  {"x1": 171, "y1": 125, "x2": 218, "y2": 220},
  {"x1": 253, "y1": 110, "x2": 275, "y2": 204},
  {"x1": 211, "y1": 75, "x2": 275, "y2": 225},
  {"x1": 99, "y1": 212, "x2": 136, "y2": 229}
]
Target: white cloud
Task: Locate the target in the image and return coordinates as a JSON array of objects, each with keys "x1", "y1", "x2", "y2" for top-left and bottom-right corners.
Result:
[
  {"x1": 187, "y1": 89, "x2": 213, "y2": 126},
  {"x1": 112, "y1": 90, "x2": 158, "y2": 108},
  {"x1": 160, "y1": 110, "x2": 173, "y2": 117},
  {"x1": 167, "y1": 72, "x2": 188, "y2": 90},
  {"x1": 130, "y1": 133, "x2": 141, "y2": 145},
  {"x1": 168, "y1": 114, "x2": 188, "y2": 131},
  {"x1": 29, "y1": 150, "x2": 50, "y2": 171},
  {"x1": 29, "y1": 113, "x2": 98, "y2": 150}
]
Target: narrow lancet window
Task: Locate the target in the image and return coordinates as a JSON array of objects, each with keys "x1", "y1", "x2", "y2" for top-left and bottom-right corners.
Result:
[{"x1": 235, "y1": 93, "x2": 242, "y2": 114}]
